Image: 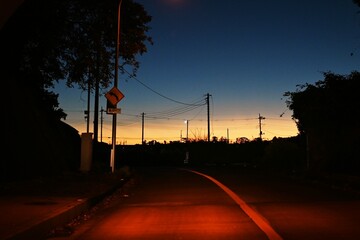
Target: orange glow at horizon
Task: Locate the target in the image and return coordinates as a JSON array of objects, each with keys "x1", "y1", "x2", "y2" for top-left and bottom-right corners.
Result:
[{"x1": 64, "y1": 114, "x2": 298, "y2": 145}]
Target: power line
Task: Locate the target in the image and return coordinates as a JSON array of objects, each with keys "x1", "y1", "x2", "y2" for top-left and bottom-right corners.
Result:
[
  {"x1": 121, "y1": 67, "x2": 204, "y2": 106},
  {"x1": 145, "y1": 102, "x2": 206, "y2": 119}
]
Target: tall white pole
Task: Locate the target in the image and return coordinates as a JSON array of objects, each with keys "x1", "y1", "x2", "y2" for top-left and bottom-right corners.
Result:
[{"x1": 110, "y1": 0, "x2": 122, "y2": 173}]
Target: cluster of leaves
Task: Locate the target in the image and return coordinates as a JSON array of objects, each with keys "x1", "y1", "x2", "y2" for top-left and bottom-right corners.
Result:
[
  {"x1": 284, "y1": 71, "x2": 360, "y2": 135},
  {"x1": 1, "y1": 0, "x2": 152, "y2": 120},
  {"x1": 354, "y1": 0, "x2": 360, "y2": 8}
]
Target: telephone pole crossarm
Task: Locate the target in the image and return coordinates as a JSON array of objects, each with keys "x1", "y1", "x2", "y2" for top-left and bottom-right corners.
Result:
[{"x1": 258, "y1": 113, "x2": 265, "y2": 140}]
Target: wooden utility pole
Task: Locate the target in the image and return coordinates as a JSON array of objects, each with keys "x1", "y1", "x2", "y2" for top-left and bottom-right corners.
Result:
[
  {"x1": 258, "y1": 113, "x2": 265, "y2": 140},
  {"x1": 206, "y1": 93, "x2": 211, "y2": 142},
  {"x1": 86, "y1": 77, "x2": 91, "y2": 133},
  {"x1": 142, "y1": 112, "x2": 145, "y2": 144},
  {"x1": 100, "y1": 107, "x2": 104, "y2": 142}
]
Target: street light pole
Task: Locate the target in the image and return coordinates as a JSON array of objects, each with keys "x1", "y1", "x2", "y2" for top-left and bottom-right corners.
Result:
[
  {"x1": 186, "y1": 120, "x2": 189, "y2": 142},
  {"x1": 110, "y1": 0, "x2": 122, "y2": 173}
]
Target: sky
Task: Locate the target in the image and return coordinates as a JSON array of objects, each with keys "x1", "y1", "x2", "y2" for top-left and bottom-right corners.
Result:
[{"x1": 55, "y1": 0, "x2": 360, "y2": 145}]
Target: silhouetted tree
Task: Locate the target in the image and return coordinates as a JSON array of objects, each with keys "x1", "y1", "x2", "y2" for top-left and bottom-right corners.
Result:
[
  {"x1": 284, "y1": 71, "x2": 360, "y2": 174},
  {"x1": 1, "y1": 0, "x2": 152, "y2": 122},
  {"x1": 60, "y1": 0, "x2": 153, "y2": 141},
  {"x1": 354, "y1": 0, "x2": 360, "y2": 8},
  {"x1": 1, "y1": 0, "x2": 152, "y2": 179},
  {"x1": 284, "y1": 71, "x2": 360, "y2": 134}
]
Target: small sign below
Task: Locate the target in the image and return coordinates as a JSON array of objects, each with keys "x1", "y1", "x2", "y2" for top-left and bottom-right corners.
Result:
[{"x1": 107, "y1": 108, "x2": 121, "y2": 115}]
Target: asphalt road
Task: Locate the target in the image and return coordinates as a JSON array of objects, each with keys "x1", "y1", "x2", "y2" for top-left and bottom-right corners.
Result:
[{"x1": 53, "y1": 166, "x2": 360, "y2": 240}]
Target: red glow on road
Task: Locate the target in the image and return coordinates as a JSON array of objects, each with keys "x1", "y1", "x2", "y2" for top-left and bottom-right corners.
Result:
[
  {"x1": 187, "y1": 169, "x2": 283, "y2": 240},
  {"x1": 82, "y1": 204, "x2": 261, "y2": 239}
]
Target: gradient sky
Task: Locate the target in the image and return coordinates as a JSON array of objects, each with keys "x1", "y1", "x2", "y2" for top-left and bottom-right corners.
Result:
[{"x1": 55, "y1": 0, "x2": 360, "y2": 145}]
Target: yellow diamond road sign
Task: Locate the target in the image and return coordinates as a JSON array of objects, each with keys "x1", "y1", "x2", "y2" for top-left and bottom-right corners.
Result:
[{"x1": 105, "y1": 86, "x2": 124, "y2": 106}]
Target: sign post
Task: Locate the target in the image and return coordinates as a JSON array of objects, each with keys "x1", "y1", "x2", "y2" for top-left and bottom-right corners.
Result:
[
  {"x1": 105, "y1": 86, "x2": 124, "y2": 172},
  {"x1": 109, "y1": 0, "x2": 123, "y2": 173}
]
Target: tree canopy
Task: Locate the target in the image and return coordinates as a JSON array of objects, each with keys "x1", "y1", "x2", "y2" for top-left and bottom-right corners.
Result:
[
  {"x1": 284, "y1": 71, "x2": 360, "y2": 135},
  {"x1": 354, "y1": 0, "x2": 360, "y2": 8},
  {"x1": 1, "y1": 0, "x2": 153, "y2": 120},
  {"x1": 284, "y1": 71, "x2": 360, "y2": 173}
]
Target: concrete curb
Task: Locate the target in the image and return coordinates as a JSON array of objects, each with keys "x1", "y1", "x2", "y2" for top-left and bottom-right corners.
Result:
[{"x1": 6, "y1": 179, "x2": 128, "y2": 240}]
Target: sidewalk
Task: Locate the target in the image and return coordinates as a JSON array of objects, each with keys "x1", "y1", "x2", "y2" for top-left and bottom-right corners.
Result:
[{"x1": 0, "y1": 169, "x2": 131, "y2": 240}]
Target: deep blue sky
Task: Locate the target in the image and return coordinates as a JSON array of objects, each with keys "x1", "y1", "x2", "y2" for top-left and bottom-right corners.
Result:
[{"x1": 57, "y1": 0, "x2": 360, "y2": 144}]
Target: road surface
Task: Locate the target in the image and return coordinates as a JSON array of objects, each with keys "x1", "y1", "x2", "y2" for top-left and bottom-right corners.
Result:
[{"x1": 53, "y1": 166, "x2": 360, "y2": 240}]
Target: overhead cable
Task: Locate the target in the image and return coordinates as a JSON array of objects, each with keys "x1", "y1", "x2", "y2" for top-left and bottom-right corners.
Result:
[{"x1": 121, "y1": 67, "x2": 204, "y2": 106}]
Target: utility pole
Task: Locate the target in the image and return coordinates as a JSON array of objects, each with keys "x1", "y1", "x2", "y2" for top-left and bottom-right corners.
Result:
[
  {"x1": 141, "y1": 112, "x2": 145, "y2": 144},
  {"x1": 206, "y1": 93, "x2": 211, "y2": 142},
  {"x1": 110, "y1": 0, "x2": 123, "y2": 173},
  {"x1": 227, "y1": 128, "x2": 229, "y2": 143},
  {"x1": 185, "y1": 120, "x2": 189, "y2": 142},
  {"x1": 100, "y1": 107, "x2": 104, "y2": 142},
  {"x1": 258, "y1": 113, "x2": 265, "y2": 140},
  {"x1": 93, "y1": 59, "x2": 100, "y2": 143},
  {"x1": 86, "y1": 77, "x2": 91, "y2": 133}
]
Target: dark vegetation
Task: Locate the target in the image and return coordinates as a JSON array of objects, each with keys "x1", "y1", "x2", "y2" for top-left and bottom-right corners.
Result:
[
  {"x1": 1, "y1": 0, "x2": 152, "y2": 181},
  {"x1": 111, "y1": 137, "x2": 304, "y2": 171},
  {"x1": 284, "y1": 71, "x2": 360, "y2": 175}
]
